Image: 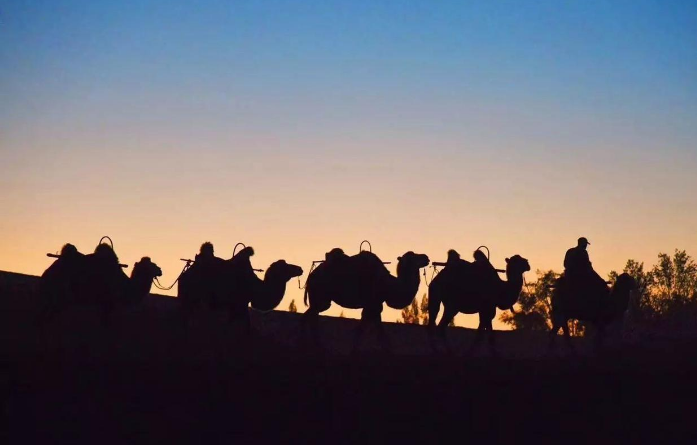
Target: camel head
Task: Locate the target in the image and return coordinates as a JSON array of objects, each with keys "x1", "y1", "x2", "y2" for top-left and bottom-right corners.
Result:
[
  {"x1": 386, "y1": 251, "x2": 430, "y2": 309},
  {"x1": 131, "y1": 257, "x2": 163, "y2": 281},
  {"x1": 497, "y1": 255, "x2": 531, "y2": 310},
  {"x1": 610, "y1": 272, "x2": 637, "y2": 316},
  {"x1": 505, "y1": 255, "x2": 531, "y2": 276},
  {"x1": 396, "y1": 251, "x2": 431, "y2": 275},
  {"x1": 264, "y1": 259, "x2": 304, "y2": 284},
  {"x1": 251, "y1": 260, "x2": 304, "y2": 312}
]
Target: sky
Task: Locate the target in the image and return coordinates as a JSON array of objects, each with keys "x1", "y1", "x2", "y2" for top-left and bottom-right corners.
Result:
[{"x1": 1, "y1": 0, "x2": 696, "y2": 328}]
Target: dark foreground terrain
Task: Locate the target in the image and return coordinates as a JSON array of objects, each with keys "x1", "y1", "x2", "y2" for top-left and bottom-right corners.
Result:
[{"x1": 2, "y1": 271, "x2": 696, "y2": 443}]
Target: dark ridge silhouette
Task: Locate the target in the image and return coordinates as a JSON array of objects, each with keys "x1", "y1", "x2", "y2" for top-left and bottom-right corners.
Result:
[
  {"x1": 550, "y1": 272, "x2": 637, "y2": 349},
  {"x1": 2, "y1": 270, "x2": 697, "y2": 443},
  {"x1": 301, "y1": 248, "x2": 430, "y2": 351},
  {"x1": 428, "y1": 249, "x2": 530, "y2": 353},
  {"x1": 38, "y1": 242, "x2": 162, "y2": 324},
  {"x1": 177, "y1": 242, "x2": 303, "y2": 331}
]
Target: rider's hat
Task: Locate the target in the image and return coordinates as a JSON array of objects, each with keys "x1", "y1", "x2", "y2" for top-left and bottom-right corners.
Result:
[{"x1": 578, "y1": 237, "x2": 590, "y2": 245}]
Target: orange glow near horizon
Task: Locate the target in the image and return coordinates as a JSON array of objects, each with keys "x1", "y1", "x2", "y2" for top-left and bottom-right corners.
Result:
[{"x1": 1, "y1": 137, "x2": 696, "y2": 329}]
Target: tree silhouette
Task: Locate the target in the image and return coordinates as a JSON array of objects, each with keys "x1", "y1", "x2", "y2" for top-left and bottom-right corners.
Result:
[
  {"x1": 609, "y1": 250, "x2": 697, "y2": 327},
  {"x1": 651, "y1": 250, "x2": 697, "y2": 308}
]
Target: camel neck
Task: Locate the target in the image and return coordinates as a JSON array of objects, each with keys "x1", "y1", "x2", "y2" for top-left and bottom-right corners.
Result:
[
  {"x1": 506, "y1": 271, "x2": 524, "y2": 292},
  {"x1": 398, "y1": 268, "x2": 420, "y2": 293},
  {"x1": 131, "y1": 272, "x2": 153, "y2": 297},
  {"x1": 263, "y1": 276, "x2": 285, "y2": 296}
]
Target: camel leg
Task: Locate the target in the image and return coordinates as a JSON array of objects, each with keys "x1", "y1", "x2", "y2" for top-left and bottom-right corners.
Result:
[
  {"x1": 594, "y1": 324, "x2": 605, "y2": 352},
  {"x1": 243, "y1": 310, "x2": 252, "y2": 335},
  {"x1": 548, "y1": 325, "x2": 560, "y2": 350},
  {"x1": 562, "y1": 323, "x2": 576, "y2": 354},
  {"x1": 467, "y1": 313, "x2": 493, "y2": 357},
  {"x1": 487, "y1": 326, "x2": 497, "y2": 357},
  {"x1": 376, "y1": 317, "x2": 392, "y2": 354},
  {"x1": 100, "y1": 302, "x2": 113, "y2": 328},
  {"x1": 467, "y1": 325, "x2": 485, "y2": 356},
  {"x1": 38, "y1": 300, "x2": 60, "y2": 327},
  {"x1": 351, "y1": 305, "x2": 380, "y2": 354},
  {"x1": 467, "y1": 312, "x2": 491, "y2": 355},
  {"x1": 436, "y1": 307, "x2": 458, "y2": 355},
  {"x1": 479, "y1": 317, "x2": 497, "y2": 357},
  {"x1": 228, "y1": 307, "x2": 252, "y2": 337},
  {"x1": 300, "y1": 307, "x2": 323, "y2": 350},
  {"x1": 427, "y1": 297, "x2": 442, "y2": 351},
  {"x1": 350, "y1": 318, "x2": 369, "y2": 355},
  {"x1": 177, "y1": 295, "x2": 199, "y2": 329},
  {"x1": 427, "y1": 321, "x2": 439, "y2": 352}
]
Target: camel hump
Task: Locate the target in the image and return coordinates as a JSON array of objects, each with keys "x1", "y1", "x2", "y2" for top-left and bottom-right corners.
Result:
[
  {"x1": 200, "y1": 241, "x2": 214, "y2": 253},
  {"x1": 232, "y1": 246, "x2": 255, "y2": 260},
  {"x1": 92, "y1": 243, "x2": 120, "y2": 264},
  {"x1": 447, "y1": 249, "x2": 461, "y2": 263},
  {"x1": 473, "y1": 250, "x2": 488, "y2": 263},
  {"x1": 60, "y1": 243, "x2": 85, "y2": 258},
  {"x1": 351, "y1": 251, "x2": 390, "y2": 275},
  {"x1": 325, "y1": 248, "x2": 348, "y2": 262}
]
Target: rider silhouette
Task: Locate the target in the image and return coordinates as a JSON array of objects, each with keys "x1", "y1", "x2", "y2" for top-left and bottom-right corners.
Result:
[{"x1": 563, "y1": 237, "x2": 606, "y2": 294}]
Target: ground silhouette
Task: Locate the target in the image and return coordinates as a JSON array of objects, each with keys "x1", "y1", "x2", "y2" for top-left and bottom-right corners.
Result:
[{"x1": 2, "y1": 270, "x2": 696, "y2": 443}]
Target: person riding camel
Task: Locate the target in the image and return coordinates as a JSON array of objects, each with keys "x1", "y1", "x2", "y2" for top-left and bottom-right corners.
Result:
[{"x1": 563, "y1": 237, "x2": 607, "y2": 295}]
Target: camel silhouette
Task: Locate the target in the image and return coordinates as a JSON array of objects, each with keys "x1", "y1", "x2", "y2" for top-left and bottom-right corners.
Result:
[
  {"x1": 301, "y1": 248, "x2": 430, "y2": 352},
  {"x1": 177, "y1": 244, "x2": 303, "y2": 332},
  {"x1": 549, "y1": 272, "x2": 636, "y2": 350},
  {"x1": 428, "y1": 249, "x2": 531, "y2": 353},
  {"x1": 39, "y1": 243, "x2": 163, "y2": 325}
]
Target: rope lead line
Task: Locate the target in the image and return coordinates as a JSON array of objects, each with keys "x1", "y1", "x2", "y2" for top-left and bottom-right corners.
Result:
[
  {"x1": 297, "y1": 260, "x2": 322, "y2": 290},
  {"x1": 422, "y1": 264, "x2": 441, "y2": 287},
  {"x1": 152, "y1": 260, "x2": 193, "y2": 291}
]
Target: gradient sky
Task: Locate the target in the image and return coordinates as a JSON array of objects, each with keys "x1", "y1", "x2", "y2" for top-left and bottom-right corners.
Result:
[{"x1": 2, "y1": 0, "x2": 696, "y2": 328}]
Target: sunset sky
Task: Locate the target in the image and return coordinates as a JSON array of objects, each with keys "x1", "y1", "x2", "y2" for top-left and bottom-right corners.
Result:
[{"x1": 2, "y1": 0, "x2": 696, "y2": 328}]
